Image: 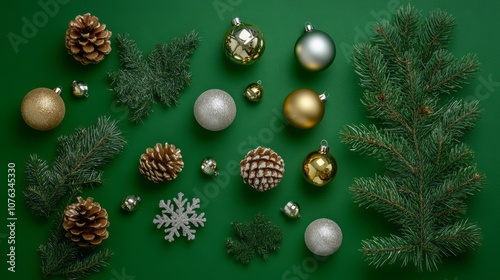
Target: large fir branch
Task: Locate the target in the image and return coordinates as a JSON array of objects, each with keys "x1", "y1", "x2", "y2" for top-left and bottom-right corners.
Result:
[
  {"x1": 343, "y1": 4, "x2": 483, "y2": 271},
  {"x1": 24, "y1": 117, "x2": 126, "y2": 219}
]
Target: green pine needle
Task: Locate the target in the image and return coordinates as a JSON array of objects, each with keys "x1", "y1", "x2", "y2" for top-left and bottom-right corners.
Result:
[
  {"x1": 226, "y1": 213, "x2": 283, "y2": 264},
  {"x1": 341, "y1": 4, "x2": 483, "y2": 271},
  {"x1": 24, "y1": 116, "x2": 126, "y2": 219},
  {"x1": 109, "y1": 31, "x2": 200, "y2": 123}
]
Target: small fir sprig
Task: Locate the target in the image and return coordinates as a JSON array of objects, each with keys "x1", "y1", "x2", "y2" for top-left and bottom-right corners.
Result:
[
  {"x1": 24, "y1": 116, "x2": 126, "y2": 219},
  {"x1": 341, "y1": 4, "x2": 483, "y2": 271},
  {"x1": 226, "y1": 212, "x2": 283, "y2": 264},
  {"x1": 108, "y1": 31, "x2": 200, "y2": 123},
  {"x1": 39, "y1": 227, "x2": 112, "y2": 280}
]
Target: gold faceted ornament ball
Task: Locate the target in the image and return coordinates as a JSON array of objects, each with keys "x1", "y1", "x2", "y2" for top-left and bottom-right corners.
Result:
[
  {"x1": 224, "y1": 17, "x2": 265, "y2": 65},
  {"x1": 20, "y1": 87, "x2": 65, "y2": 131},
  {"x1": 244, "y1": 80, "x2": 263, "y2": 102},
  {"x1": 302, "y1": 141, "x2": 337, "y2": 186},
  {"x1": 283, "y1": 88, "x2": 326, "y2": 129}
]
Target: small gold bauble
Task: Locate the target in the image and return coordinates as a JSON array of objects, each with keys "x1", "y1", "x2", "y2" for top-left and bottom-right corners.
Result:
[
  {"x1": 302, "y1": 140, "x2": 337, "y2": 186},
  {"x1": 224, "y1": 17, "x2": 265, "y2": 65},
  {"x1": 283, "y1": 88, "x2": 326, "y2": 129},
  {"x1": 243, "y1": 80, "x2": 263, "y2": 102},
  {"x1": 20, "y1": 87, "x2": 65, "y2": 131}
]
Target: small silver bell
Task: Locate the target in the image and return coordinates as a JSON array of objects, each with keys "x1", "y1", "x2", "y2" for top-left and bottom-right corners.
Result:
[
  {"x1": 72, "y1": 80, "x2": 88, "y2": 98},
  {"x1": 201, "y1": 157, "x2": 219, "y2": 176},
  {"x1": 281, "y1": 201, "x2": 301, "y2": 218},
  {"x1": 121, "y1": 195, "x2": 141, "y2": 212}
]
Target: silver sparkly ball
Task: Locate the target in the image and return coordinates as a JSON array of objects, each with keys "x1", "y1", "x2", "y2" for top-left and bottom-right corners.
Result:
[
  {"x1": 194, "y1": 89, "x2": 236, "y2": 131},
  {"x1": 281, "y1": 201, "x2": 301, "y2": 218},
  {"x1": 201, "y1": 157, "x2": 219, "y2": 176},
  {"x1": 295, "y1": 24, "x2": 336, "y2": 71},
  {"x1": 71, "y1": 80, "x2": 88, "y2": 98},
  {"x1": 304, "y1": 218, "x2": 342, "y2": 256},
  {"x1": 121, "y1": 195, "x2": 142, "y2": 212}
]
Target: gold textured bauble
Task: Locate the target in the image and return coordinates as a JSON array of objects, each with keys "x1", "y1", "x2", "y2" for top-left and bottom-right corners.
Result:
[
  {"x1": 224, "y1": 17, "x2": 265, "y2": 65},
  {"x1": 283, "y1": 88, "x2": 326, "y2": 129},
  {"x1": 302, "y1": 141, "x2": 337, "y2": 186},
  {"x1": 20, "y1": 87, "x2": 65, "y2": 131},
  {"x1": 244, "y1": 80, "x2": 263, "y2": 102}
]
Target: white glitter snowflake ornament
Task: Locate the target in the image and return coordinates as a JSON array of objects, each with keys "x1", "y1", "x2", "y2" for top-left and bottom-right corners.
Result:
[{"x1": 153, "y1": 192, "x2": 206, "y2": 242}]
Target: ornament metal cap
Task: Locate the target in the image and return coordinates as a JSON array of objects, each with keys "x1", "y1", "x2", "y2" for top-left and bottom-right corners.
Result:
[
  {"x1": 319, "y1": 139, "x2": 330, "y2": 154},
  {"x1": 304, "y1": 22, "x2": 315, "y2": 32},
  {"x1": 232, "y1": 17, "x2": 241, "y2": 26},
  {"x1": 53, "y1": 87, "x2": 62, "y2": 95}
]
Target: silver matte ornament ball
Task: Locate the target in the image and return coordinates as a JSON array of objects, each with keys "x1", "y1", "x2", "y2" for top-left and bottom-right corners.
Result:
[
  {"x1": 295, "y1": 23, "x2": 336, "y2": 71},
  {"x1": 121, "y1": 195, "x2": 141, "y2": 212},
  {"x1": 194, "y1": 89, "x2": 236, "y2": 131},
  {"x1": 304, "y1": 218, "x2": 342, "y2": 256}
]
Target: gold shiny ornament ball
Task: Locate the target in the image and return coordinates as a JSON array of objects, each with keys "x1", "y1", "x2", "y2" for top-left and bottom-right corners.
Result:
[
  {"x1": 244, "y1": 80, "x2": 263, "y2": 102},
  {"x1": 121, "y1": 195, "x2": 141, "y2": 212},
  {"x1": 201, "y1": 157, "x2": 219, "y2": 176},
  {"x1": 281, "y1": 201, "x2": 301, "y2": 218},
  {"x1": 224, "y1": 17, "x2": 265, "y2": 65},
  {"x1": 283, "y1": 88, "x2": 326, "y2": 129},
  {"x1": 302, "y1": 141, "x2": 337, "y2": 186},
  {"x1": 21, "y1": 87, "x2": 65, "y2": 131}
]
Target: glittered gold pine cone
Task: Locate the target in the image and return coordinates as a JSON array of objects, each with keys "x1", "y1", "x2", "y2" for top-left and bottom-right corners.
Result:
[
  {"x1": 65, "y1": 13, "x2": 112, "y2": 65},
  {"x1": 240, "y1": 146, "x2": 285, "y2": 191},
  {"x1": 139, "y1": 143, "x2": 184, "y2": 183},
  {"x1": 62, "y1": 197, "x2": 110, "y2": 247}
]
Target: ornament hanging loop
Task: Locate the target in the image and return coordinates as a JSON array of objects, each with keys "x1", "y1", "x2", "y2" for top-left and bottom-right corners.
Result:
[
  {"x1": 304, "y1": 22, "x2": 314, "y2": 32},
  {"x1": 319, "y1": 139, "x2": 330, "y2": 154}
]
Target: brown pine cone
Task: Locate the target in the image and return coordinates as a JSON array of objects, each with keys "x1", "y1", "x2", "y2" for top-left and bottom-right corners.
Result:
[
  {"x1": 139, "y1": 143, "x2": 184, "y2": 183},
  {"x1": 240, "y1": 146, "x2": 285, "y2": 191},
  {"x1": 62, "y1": 197, "x2": 109, "y2": 247},
  {"x1": 65, "y1": 13, "x2": 112, "y2": 65}
]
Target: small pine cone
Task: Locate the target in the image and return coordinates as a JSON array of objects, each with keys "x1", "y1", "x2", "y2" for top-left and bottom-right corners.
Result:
[
  {"x1": 65, "y1": 13, "x2": 112, "y2": 65},
  {"x1": 240, "y1": 146, "x2": 285, "y2": 191},
  {"x1": 139, "y1": 143, "x2": 184, "y2": 183},
  {"x1": 62, "y1": 197, "x2": 110, "y2": 247}
]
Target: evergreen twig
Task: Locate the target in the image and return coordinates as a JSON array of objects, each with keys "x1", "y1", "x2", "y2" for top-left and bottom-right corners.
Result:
[
  {"x1": 24, "y1": 116, "x2": 126, "y2": 219},
  {"x1": 225, "y1": 213, "x2": 283, "y2": 264},
  {"x1": 341, "y1": 4, "x2": 483, "y2": 271},
  {"x1": 109, "y1": 31, "x2": 200, "y2": 123}
]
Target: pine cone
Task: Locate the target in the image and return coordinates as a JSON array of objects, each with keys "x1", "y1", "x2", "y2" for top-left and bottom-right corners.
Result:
[
  {"x1": 139, "y1": 143, "x2": 184, "y2": 183},
  {"x1": 240, "y1": 146, "x2": 285, "y2": 191},
  {"x1": 65, "y1": 13, "x2": 112, "y2": 65},
  {"x1": 62, "y1": 197, "x2": 109, "y2": 247}
]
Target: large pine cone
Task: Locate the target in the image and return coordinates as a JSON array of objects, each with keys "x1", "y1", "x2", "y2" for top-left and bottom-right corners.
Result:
[
  {"x1": 65, "y1": 13, "x2": 112, "y2": 65},
  {"x1": 240, "y1": 146, "x2": 285, "y2": 191},
  {"x1": 139, "y1": 143, "x2": 184, "y2": 183},
  {"x1": 62, "y1": 197, "x2": 109, "y2": 247}
]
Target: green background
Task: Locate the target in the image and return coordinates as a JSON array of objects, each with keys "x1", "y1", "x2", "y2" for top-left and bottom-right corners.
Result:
[{"x1": 1, "y1": 0, "x2": 499, "y2": 279}]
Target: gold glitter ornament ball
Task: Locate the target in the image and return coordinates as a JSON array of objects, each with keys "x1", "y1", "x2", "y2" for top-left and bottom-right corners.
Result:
[
  {"x1": 283, "y1": 88, "x2": 326, "y2": 129},
  {"x1": 21, "y1": 87, "x2": 65, "y2": 131}
]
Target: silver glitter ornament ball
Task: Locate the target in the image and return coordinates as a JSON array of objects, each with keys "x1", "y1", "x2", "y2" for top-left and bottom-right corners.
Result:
[
  {"x1": 304, "y1": 218, "x2": 342, "y2": 256},
  {"x1": 194, "y1": 89, "x2": 236, "y2": 131},
  {"x1": 295, "y1": 23, "x2": 336, "y2": 71},
  {"x1": 121, "y1": 195, "x2": 142, "y2": 212}
]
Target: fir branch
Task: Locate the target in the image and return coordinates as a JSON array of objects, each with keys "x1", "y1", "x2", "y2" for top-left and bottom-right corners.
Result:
[
  {"x1": 342, "y1": 5, "x2": 483, "y2": 271},
  {"x1": 109, "y1": 30, "x2": 200, "y2": 123},
  {"x1": 24, "y1": 116, "x2": 126, "y2": 219},
  {"x1": 226, "y1": 213, "x2": 283, "y2": 264}
]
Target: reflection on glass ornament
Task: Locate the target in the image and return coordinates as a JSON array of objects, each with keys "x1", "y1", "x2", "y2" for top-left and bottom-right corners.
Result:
[
  {"x1": 224, "y1": 17, "x2": 265, "y2": 65},
  {"x1": 302, "y1": 140, "x2": 338, "y2": 186}
]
